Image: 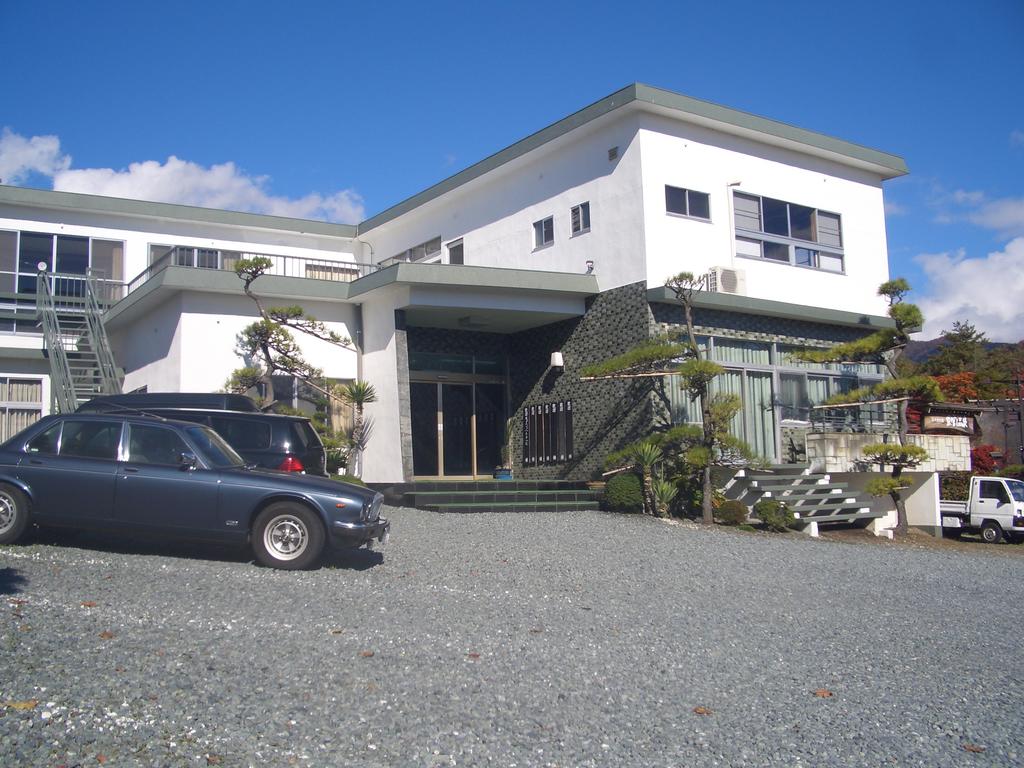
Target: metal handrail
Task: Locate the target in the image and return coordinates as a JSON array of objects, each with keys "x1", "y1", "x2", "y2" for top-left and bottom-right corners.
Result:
[
  {"x1": 36, "y1": 275, "x2": 78, "y2": 413},
  {"x1": 125, "y1": 247, "x2": 382, "y2": 296},
  {"x1": 85, "y1": 269, "x2": 123, "y2": 396}
]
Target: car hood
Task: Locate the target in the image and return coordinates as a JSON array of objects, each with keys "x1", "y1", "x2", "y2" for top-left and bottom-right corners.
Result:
[{"x1": 220, "y1": 466, "x2": 379, "y2": 502}]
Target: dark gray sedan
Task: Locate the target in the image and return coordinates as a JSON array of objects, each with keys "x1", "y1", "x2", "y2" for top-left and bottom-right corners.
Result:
[{"x1": 0, "y1": 413, "x2": 388, "y2": 570}]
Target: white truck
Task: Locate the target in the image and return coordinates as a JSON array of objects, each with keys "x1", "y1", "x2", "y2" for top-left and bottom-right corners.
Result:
[{"x1": 940, "y1": 476, "x2": 1024, "y2": 543}]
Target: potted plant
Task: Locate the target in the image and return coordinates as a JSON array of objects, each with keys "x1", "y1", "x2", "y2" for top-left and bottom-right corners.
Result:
[{"x1": 493, "y1": 416, "x2": 515, "y2": 480}]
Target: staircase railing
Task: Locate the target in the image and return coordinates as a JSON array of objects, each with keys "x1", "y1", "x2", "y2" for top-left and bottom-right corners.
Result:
[
  {"x1": 85, "y1": 269, "x2": 122, "y2": 397},
  {"x1": 36, "y1": 273, "x2": 78, "y2": 413}
]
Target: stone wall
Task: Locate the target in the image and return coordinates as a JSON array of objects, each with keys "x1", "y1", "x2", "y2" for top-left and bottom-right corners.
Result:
[
  {"x1": 509, "y1": 281, "x2": 657, "y2": 481},
  {"x1": 806, "y1": 432, "x2": 971, "y2": 473},
  {"x1": 650, "y1": 303, "x2": 873, "y2": 346}
]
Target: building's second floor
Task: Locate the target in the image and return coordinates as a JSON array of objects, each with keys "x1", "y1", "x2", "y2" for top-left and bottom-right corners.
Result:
[{"x1": 0, "y1": 83, "x2": 908, "y2": 331}]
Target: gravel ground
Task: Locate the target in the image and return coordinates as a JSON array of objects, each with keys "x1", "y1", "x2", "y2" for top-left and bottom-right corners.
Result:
[{"x1": 1, "y1": 507, "x2": 1022, "y2": 767}]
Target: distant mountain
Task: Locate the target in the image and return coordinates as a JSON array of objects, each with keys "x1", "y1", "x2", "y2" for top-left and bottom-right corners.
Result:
[{"x1": 905, "y1": 338, "x2": 1017, "y2": 364}]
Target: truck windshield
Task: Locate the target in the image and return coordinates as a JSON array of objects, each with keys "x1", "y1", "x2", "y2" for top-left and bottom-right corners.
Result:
[{"x1": 1008, "y1": 480, "x2": 1024, "y2": 502}]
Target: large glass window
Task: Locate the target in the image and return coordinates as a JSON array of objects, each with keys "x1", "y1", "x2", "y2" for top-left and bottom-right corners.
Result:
[{"x1": 733, "y1": 192, "x2": 844, "y2": 273}]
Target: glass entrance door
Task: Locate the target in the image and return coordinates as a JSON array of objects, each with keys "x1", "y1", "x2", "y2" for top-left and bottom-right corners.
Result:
[
  {"x1": 442, "y1": 384, "x2": 473, "y2": 476},
  {"x1": 411, "y1": 383, "x2": 439, "y2": 476},
  {"x1": 410, "y1": 381, "x2": 506, "y2": 477}
]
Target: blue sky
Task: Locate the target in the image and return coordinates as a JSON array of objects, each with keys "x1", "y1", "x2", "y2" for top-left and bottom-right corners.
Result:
[{"x1": 1, "y1": 0, "x2": 1022, "y2": 340}]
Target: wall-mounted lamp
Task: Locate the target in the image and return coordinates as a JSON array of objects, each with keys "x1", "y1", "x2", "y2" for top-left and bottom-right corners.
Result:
[
  {"x1": 550, "y1": 351, "x2": 564, "y2": 370},
  {"x1": 585, "y1": 260, "x2": 594, "y2": 274}
]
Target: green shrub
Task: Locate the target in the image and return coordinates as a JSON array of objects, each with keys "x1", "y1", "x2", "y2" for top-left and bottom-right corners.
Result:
[
  {"x1": 939, "y1": 471, "x2": 971, "y2": 501},
  {"x1": 754, "y1": 499, "x2": 794, "y2": 532},
  {"x1": 998, "y1": 464, "x2": 1024, "y2": 480},
  {"x1": 331, "y1": 474, "x2": 367, "y2": 487},
  {"x1": 715, "y1": 499, "x2": 748, "y2": 526},
  {"x1": 603, "y1": 473, "x2": 642, "y2": 513}
]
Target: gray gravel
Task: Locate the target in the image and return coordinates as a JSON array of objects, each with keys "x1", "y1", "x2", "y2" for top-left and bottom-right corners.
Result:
[{"x1": 1, "y1": 507, "x2": 1022, "y2": 767}]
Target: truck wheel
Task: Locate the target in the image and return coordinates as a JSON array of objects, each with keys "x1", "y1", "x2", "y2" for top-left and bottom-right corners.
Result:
[
  {"x1": 252, "y1": 503, "x2": 325, "y2": 570},
  {"x1": 980, "y1": 520, "x2": 1004, "y2": 544},
  {"x1": 0, "y1": 484, "x2": 30, "y2": 545}
]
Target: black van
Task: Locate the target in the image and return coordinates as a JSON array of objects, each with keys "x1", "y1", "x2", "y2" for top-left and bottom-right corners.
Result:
[
  {"x1": 77, "y1": 395, "x2": 328, "y2": 477},
  {"x1": 78, "y1": 392, "x2": 260, "y2": 413}
]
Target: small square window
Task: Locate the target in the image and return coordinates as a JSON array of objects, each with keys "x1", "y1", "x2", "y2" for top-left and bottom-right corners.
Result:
[
  {"x1": 665, "y1": 186, "x2": 710, "y2": 220},
  {"x1": 571, "y1": 202, "x2": 590, "y2": 235},
  {"x1": 533, "y1": 217, "x2": 554, "y2": 248}
]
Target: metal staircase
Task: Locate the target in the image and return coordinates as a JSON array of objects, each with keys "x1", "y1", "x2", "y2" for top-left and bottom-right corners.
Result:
[
  {"x1": 37, "y1": 270, "x2": 122, "y2": 412},
  {"x1": 724, "y1": 464, "x2": 882, "y2": 533}
]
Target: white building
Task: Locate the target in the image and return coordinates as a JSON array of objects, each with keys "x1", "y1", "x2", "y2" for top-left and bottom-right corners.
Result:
[{"x1": 0, "y1": 84, "x2": 908, "y2": 484}]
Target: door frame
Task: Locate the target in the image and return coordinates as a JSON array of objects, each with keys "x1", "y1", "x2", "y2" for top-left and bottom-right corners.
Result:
[{"x1": 410, "y1": 372, "x2": 506, "y2": 479}]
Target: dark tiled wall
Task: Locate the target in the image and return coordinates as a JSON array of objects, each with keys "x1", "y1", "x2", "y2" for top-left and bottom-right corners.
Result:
[{"x1": 508, "y1": 282, "x2": 658, "y2": 481}]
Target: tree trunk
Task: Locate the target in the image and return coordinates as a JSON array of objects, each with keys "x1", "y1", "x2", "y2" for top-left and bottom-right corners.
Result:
[
  {"x1": 702, "y1": 465, "x2": 714, "y2": 524},
  {"x1": 641, "y1": 469, "x2": 655, "y2": 517},
  {"x1": 897, "y1": 399, "x2": 909, "y2": 445},
  {"x1": 891, "y1": 467, "x2": 908, "y2": 536}
]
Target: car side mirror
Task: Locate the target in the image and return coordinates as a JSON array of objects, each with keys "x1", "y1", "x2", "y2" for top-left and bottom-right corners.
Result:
[{"x1": 179, "y1": 451, "x2": 198, "y2": 470}]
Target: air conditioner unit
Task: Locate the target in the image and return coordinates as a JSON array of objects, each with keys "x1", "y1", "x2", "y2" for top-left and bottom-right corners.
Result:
[{"x1": 705, "y1": 266, "x2": 746, "y2": 295}]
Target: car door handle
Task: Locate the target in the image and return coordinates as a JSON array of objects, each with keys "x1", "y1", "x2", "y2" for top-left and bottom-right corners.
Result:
[
  {"x1": 29, "y1": 459, "x2": 44, "y2": 465},
  {"x1": 122, "y1": 467, "x2": 140, "y2": 474}
]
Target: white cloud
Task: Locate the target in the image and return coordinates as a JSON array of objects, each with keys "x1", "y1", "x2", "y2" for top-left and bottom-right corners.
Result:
[
  {"x1": 1011, "y1": 129, "x2": 1024, "y2": 147},
  {"x1": 966, "y1": 197, "x2": 1024, "y2": 239},
  {"x1": 0, "y1": 129, "x2": 363, "y2": 224},
  {"x1": 915, "y1": 237, "x2": 1024, "y2": 342},
  {"x1": 0, "y1": 128, "x2": 71, "y2": 183},
  {"x1": 951, "y1": 188, "x2": 985, "y2": 205},
  {"x1": 884, "y1": 199, "x2": 907, "y2": 216}
]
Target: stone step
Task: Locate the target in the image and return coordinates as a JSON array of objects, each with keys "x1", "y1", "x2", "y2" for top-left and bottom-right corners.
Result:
[
  {"x1": 410, "y1": 489, "x2": 600, "y2": 506},
  {"x1": 421, "y1": 500, "x2": 599, "y2": 514}
]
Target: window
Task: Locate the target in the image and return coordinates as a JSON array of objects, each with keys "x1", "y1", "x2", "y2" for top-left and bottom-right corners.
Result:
[
  {"x1": 570, "y1": 203, "x2": 590, "y2": 235},
  {"x1": 127, "y1": 424, "x2": 191, "y2": 465},
  {"x1": 979, "y1": 480, "x2": 1009, "y2": 503},
  {"x1": 733, "y1": 192, "x2": 844, "y2": 273},
  {"x1": 447, "y1": 239, "x2": 464, "y2": 265},
  {"x1": 0, "y1": 377, "x2": 43, "y2": 440},
  {"x1": 392, "y1": 236, "x2": 442, "y2": 264},
  {"x1": 59, "y1": 420, "x2": 122, "y2": 460},
  {"x1": 210, "y1": 416, "x2": 272, "y2": 451},
  {"x1": 665, "y1": 186, "x2": 711, "y2": 220},
  {"x1": 533, "y1": 217, "x2": 554, "y2": 248}
]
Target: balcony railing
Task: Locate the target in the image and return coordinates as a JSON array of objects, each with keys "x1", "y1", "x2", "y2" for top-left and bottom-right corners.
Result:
[
  {"x1": 807, "y1": 403, "x2": 898, "y2": 434},
  {"x1": 125, "y1": 247, "x2": 381, "y2": 296}
]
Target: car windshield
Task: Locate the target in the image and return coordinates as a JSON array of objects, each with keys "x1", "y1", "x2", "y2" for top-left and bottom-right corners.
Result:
[
  {"x1": 1008, "y1": 480, "x2": 1024, "y2": 502},
  {"x1": 185, "y1": 425, "x2": 245, "y2": 468}
]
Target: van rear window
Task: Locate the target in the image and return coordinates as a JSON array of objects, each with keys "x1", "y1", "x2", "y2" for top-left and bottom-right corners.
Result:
[
  {"x1": 292, "y1": 421, "x2": 322, "y2": 449},
  {"x1": 210, "y1": 417, "x2": 272, "y2": 450}
]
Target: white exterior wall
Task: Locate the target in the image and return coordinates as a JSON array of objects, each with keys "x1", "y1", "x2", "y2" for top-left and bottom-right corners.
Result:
[
  {"x1": 363, "y1": 115, "x2": 648, "y2": 292},
  {"x1": 114, "y1": 292, "x2": 359, "y2": 394},
  {"x1": 358, "y1": 286, "x2": 410, "y2": 482},
  {"x1": 111, "y1": 295, "x2": 186, "y2": 392},
  {"x1": 638, "y1": 114, "x2": 892, "y2": 316}
]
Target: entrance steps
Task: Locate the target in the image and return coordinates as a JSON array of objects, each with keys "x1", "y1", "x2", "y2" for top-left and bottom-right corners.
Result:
[
  {"x1": 726, "y1": 464, "x2": 883, "y2": 534},
  {"x1": 398, "y1": 480, "x2": 602, "y2": 514}
]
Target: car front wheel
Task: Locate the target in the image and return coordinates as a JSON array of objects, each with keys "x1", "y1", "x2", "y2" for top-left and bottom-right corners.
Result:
[
  {"x1": 980, "y1": 520, "x2": 1004, "y2": 544},
  {"x1": 252, "y1": 503, "x2": 325, "y2": 570},
  {"x1": 0, "y1": 484, "x2": 30, "y2": 545}
]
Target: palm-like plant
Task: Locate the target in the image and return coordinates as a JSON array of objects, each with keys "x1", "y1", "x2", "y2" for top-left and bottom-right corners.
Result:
[
  {"x1": 628, "y1": 441, "x2": 664, "y2": 517},
  {"x1": 339, "y1": 380, "x2": 377, "y2": 478}
]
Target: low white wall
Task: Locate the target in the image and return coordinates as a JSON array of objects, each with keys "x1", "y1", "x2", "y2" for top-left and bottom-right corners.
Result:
[
  {"x1": 905, "y1": 472, "x2": 940, "y2": 530},
  {"x1": 806, "y1": 433, "x2": 971, "y2": 473}
]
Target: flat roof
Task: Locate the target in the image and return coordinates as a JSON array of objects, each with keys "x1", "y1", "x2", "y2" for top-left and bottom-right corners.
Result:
[
  {"x1": 0, "y1": 83, "x2": 908, "y2": 240},
  {"x1": 0, "y1": 185, "x2": 359, "y2": 239},
  {"x1": 646, "y1": 286, "x2": 895, "y2": 330}
]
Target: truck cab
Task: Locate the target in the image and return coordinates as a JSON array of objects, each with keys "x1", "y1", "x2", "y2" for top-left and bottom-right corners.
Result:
[{"x1": 941, "y1": 476, "x2": 1024, "y2": 543}]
